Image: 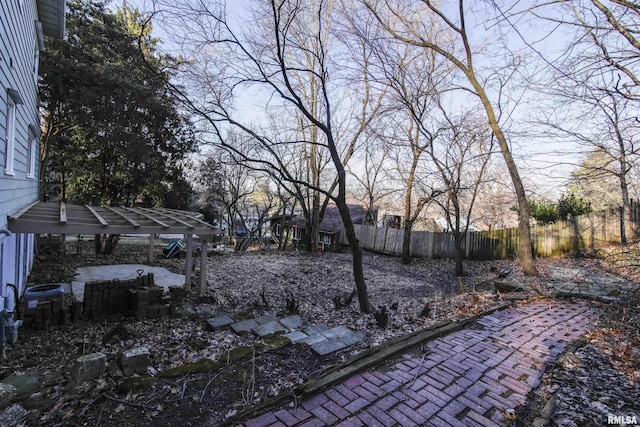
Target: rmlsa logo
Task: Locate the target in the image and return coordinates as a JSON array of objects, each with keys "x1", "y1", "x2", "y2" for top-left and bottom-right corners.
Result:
[{"x1": 608, "y1": 414, "x2": 639, "y2": 425}]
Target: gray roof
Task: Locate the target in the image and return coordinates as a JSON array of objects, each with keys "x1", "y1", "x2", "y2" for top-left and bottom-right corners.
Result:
[
  {"x1": 291, "y1": 204, "x2": 368, "y2": 234},
  {"x1": 37, "y1": 0, "x2": 65, "y2": 38}
]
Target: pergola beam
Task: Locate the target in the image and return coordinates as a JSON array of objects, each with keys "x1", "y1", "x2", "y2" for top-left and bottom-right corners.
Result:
[
  {"x1": 8, "y1": 200, "x2": 39, "y2": 221},
  {"x1": 104, "y1": 207, "x2": 141, "y2": 228},
  {"x1": 124, "y1": 207, "x2": 171, "y2": 228},
  {"x1": 140, "y1": 207, "x2": 195, "y2": 229},
  {"x1": 84, "y1": 204, "x2": 109, "y2": 226},
  {"x1": 59, "y1": 202, "x2": 67, "y2": 223},
  {"x1": 185, "y1": 234, "x2": 194, "y2": 291}
]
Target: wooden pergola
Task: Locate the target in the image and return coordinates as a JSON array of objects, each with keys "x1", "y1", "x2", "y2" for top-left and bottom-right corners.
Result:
[{"x1": 8, "y1": 202, "x2": 221, "y2": 295}]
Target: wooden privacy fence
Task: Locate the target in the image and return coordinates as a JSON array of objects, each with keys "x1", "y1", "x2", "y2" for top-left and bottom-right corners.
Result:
[
  {"x1": 343, "y1": 203, "x2": 640, "y2": 260},
  {"x1": 487, "y1": 204, "x2": 640, "y2": 258},
  {"x1": 342, "y1": 224, "x2": 498, "y2": 260}
]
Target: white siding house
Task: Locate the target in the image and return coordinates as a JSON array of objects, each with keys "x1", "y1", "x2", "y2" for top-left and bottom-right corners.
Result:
[{"x1": 0, "y1": 1, "x2": 64, "y2": 308}]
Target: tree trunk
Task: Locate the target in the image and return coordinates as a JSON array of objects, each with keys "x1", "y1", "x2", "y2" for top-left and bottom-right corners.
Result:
[
  {"x1": 309, "y1": 194, "x2": 320, "y2": 252},
  {"x1": 453, "y1": 231, "x2": 464, "y2": 277},
  {"x1": 619, "y1": 169, "x2": 630, "y2": 244},
  {"x1": 469, "y1": 77, "x2": 536, "y2": 275},
  {"x1": 401, "y1": 219, "x2": 412, "y2": 264},
  {"x1": 338, "y1": 202, "x2": 372, "y2": 313}
]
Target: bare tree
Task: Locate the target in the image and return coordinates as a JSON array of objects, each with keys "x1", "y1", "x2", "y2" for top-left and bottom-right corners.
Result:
[
  {"x1": 428, "y1": 108, "x2": 493, "y2": 276},
  {"x1": 525, "y1": 0, "x2": 640, "y2": 240},
  {"x1": 153, "y1": 0, "x2": 381, "y2": 312},
  {"x1": 363, "y1": 0, "x2": 537, "y2": 274},
  {"x1": 347, "y1": 134, "x2": 396, "y2": 225}
]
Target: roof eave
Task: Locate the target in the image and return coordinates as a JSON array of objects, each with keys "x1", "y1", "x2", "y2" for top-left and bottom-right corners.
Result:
[{"x1": 37, "y1": 0, "x2": 66, "y2": 39}]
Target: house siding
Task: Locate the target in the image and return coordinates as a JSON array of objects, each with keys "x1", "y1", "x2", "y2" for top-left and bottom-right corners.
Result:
[{"x1": 1, "y1": 1, "x2": 59, "y2": 308}]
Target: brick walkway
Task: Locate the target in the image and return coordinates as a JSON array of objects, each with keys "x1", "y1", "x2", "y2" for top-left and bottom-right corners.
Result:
[{"x1": 244, "y1": 301, "x2": 599, "y2": 427}]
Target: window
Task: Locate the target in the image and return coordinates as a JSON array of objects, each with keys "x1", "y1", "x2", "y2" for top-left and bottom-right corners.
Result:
[
  {"x1": 33, "y1": 47, "x2": 40, "y2": 84},
  {"x1": 35, "y1": 21, "x2": 44, "y2": 85},
  {"x1": 5, "y1": 97, "x2": 16, "y2": 175},
  {"x1": 5, "y1": 89, "x2": 23, "y2": 175},
  {"x1": 292, "y1": 228, "x2": 301, "y2": 241},
  {"x1": 27, "y1": 125, "x2": 38, "y2": 179}
]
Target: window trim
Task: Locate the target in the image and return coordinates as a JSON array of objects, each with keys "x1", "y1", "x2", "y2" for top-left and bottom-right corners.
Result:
[
  {"x1": 27, "y1": 125, "x2": 38, "y2": 179},
  {"x1": 5, "y1": 97, "x2": 16, "y2": 175},
  {"x1": 5, "y1": 89, "x2": 23, "y2": 176}
]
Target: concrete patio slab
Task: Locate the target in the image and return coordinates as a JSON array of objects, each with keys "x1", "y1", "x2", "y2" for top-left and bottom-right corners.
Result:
[{"x1": 72, "y1": 264, "x2": 184, "y2": 302}]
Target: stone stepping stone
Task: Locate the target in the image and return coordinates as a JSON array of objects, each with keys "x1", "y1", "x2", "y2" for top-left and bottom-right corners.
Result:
[
  {"x1": 321, "y1": 326, "x2": 353, "y2": 339},
  {"x1": 217, "y1": 307, "x2": 236, "y2": 316},
  {"x1": 298, "y1": 333, "x2": 328, "y2": 346},
  {"x1": 304, "y1": 324, "x2": 329, "y2": 335},
  {"x1": 337, "y1": 331, "x2": 365, "y2": 346},
  {"x1": 312, "y1": 339, "x2": 349, "y2": 355},
  {"x1": 206, "y1": 315, "x2": 236, "y2": 330},
  {"x1": 284, "y1": 330, "x2": 309, "y2": 343},
  {"x1": 255, "y1": 314, "x2": 279, "y2": 325},
  {"x1": 254, "y1": 321, "x2": 288, "y2": 337},
  {"x1": 280, "y1": 315, "x2": 307, "y2": 331},
  {"x1": 231, "y1": 318, "x2": 260, "y2": 335}
]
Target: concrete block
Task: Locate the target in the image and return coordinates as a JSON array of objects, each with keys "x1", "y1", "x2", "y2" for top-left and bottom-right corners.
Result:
[
  {"x1": 70, "y1": 352, "x2": 106, "y2": 387},
  {"x1": 121, "y1": 347, "x2": 151, "y2": 376}
]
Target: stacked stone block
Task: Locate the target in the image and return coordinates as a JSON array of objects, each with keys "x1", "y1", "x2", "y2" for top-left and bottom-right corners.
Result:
[{"x1": 81, "y1": 273, "x2": 181, "y2": 320}]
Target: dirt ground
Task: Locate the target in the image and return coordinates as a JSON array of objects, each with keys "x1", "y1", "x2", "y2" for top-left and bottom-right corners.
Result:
[{"x1": 1, "y1": 238, "x2": 638, "y2": 426}]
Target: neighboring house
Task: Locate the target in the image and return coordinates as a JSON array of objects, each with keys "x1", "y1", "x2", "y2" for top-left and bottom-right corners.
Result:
[
  {"x1": 0, "y1": 1, "x2": 65, "y2": 308},
  {"x1": 270, "y1": 204, "x2": 368, "y2": 252}
]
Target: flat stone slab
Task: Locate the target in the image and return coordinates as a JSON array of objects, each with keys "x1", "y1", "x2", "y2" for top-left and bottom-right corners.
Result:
[
  {"x1": 0, "y1": 384, "x2": 17, "y2": 409},
  {"x1": 0, "y1": 373, "x2": 40, "y2": 399},
  {"x1": 312, "y1": 339, "x2": 349, "y2": 355},
  {"x1": 304, "y1": 324, "x2": 329, "y2": 335},
  {"x1": 217, "y1": 307, "x2": 236, "y2": 317},
  {"x1": 284, "y1": 331, "x2": 309, "y2": 343},
  {"x1": 337, "y1": 331, "x2": 365, "y2": 346},
  {"x1": 253, "y1": 321, "x2": 288, "y2": 337},
  {"x1": 255, "y1": 315, "x2": 279, "y2": 325},
  {"x1": 279, "y1": 315, "x2": 306, "y2": 331},
  {"x1": 298, "y1": 333, "x2": 328, "y2": 346},
  {"x1": 206, "y1": 315, "x2": 236, "y2": 330},
  {"x1": 321, "y1": 326, "x2": 353, "y2": 339},
  {"x1": 231, "y1": 319, "x2": 260, "y2": 335},
  {"x1": 548, "y1": 266, "x2": 586, "y2": 281},
  {"x1": 494, "y1": 280, "x2": 524, "y2": 292}
]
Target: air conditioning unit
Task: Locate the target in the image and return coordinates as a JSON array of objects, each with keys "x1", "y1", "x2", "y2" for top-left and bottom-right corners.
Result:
[{"x1": 24, "y1": 284, "x2": 65, "y2": 316}]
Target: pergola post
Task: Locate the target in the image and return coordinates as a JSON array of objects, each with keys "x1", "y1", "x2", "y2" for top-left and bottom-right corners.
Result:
[
  {"x1": 199, "y1": 238, "x2": 209, "y2": 296},
  {"x1": 185, "y1": 234, "x2": 193, "y2": 291},
  {"x1": 148, "y1": 234, "x2": 155, "y2": 263}
]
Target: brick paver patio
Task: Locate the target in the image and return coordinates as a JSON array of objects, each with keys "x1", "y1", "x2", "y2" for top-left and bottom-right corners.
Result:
[{"x1": 244, "y1": 300, "x2": 599, "y2": 426}]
